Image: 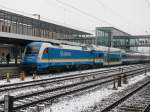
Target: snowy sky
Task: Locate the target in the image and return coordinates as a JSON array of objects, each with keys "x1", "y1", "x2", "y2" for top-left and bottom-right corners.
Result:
[{"x1": 0, "y1": 0, "x2": 150, "y2": 35}]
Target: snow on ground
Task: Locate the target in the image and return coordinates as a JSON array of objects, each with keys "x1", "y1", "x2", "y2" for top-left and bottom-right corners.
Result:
[
  {"x1": 0, "y1": 66, "x2": 119, "y2": 85},
  {"x1": 0, "y1": 65, "x2": 145, "y2": 112},
  {"x1": 45, "y1": 73, "x2": 149, "y2": 112},
  {"x1": 0, "y1": 74, "x2": 50, "y2": 85},
  {"x1": 0, "y1": 72, "x2": 75, "y2": 85}
]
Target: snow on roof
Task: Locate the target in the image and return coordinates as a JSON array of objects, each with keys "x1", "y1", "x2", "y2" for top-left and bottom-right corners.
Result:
[
  {"x1": 126, "y1": 52, "x2": 147, "y2": 56},
  {"x1": 46, "y1": 39, "x2": 122, "y2": 52},
  {"x1": 53, "y1": 43, "x2": 122, "y2": 52},
  {"x1": 91, "y1": 45, "x2": 121, "y2": 52},
  {"x1": 60, "y1": 44, "x2": 83, "y2": 50}
]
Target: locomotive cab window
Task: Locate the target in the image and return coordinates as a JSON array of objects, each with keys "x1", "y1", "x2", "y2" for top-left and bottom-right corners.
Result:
[
  {"x1": 25, "y1": 43, "x2": 41, "y2": 54},
  {"x1": 44, "y1": 48, "x2": 48, "y2": 54},
  {"x1": 98, "y1": 53, "x2": 103, "y2": 57}
]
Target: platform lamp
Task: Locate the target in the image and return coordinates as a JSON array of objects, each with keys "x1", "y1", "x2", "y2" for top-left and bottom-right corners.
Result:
[
  {"x1": 33, "y1": 14, "x2": 40, "y2": 20},
  {"x1": 33, "y1": 14, "x2": 41, "y2": 37}
]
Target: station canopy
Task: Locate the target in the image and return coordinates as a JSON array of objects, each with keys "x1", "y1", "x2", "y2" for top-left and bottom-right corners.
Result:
[{"x1": 0, "y1": 9, "x2": 91, "y2": 46}]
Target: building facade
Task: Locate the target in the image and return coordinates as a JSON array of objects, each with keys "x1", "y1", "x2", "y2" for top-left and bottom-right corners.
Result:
[
  {"x1": 96, "y1": 27, "x2": 130, "y2": 48},
  {"x1": 96, "y1": 27, "x2": 150, "y2": 52},
  {"x1": 0, "y1": 10, "x2": 94, "y2": 45}
]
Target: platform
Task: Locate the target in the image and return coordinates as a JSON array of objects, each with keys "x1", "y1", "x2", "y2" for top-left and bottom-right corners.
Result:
[{"x1": 0, "y1": 65, "x2": 19, "y2": 79}]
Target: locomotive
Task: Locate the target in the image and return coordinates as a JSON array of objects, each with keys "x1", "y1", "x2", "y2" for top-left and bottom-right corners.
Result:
[{"x1": 20, "y1": 41, "x2": 149, "y2": 73}]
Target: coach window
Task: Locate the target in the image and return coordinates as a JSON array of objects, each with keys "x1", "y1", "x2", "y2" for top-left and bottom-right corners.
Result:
[
  {"x1": 98, "y1": 54, "x2": 103, "y2": 57},
  {"x1": 44, "y1": 48, "x2": 48, "y2": 54}
]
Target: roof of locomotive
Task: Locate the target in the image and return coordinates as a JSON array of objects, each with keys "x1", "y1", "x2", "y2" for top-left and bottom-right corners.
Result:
[
  {"x1": 91, "y1": 45, "x2": 122, "y2": 52},
  {"x1": 30, "y1": 41, "x2": 122, "y2": 52}
]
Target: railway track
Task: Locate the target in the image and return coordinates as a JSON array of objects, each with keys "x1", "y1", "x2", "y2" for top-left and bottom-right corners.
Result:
[
  {"x1": 0, "y1": 64, "x2": 140, "y2": 80},
  {"x1": 0, "y1": 64, "x2": 143, "y2": 94},
  {"x1": 0, "y1": 65, "x2": 146, "y2": 105},
  {"x1": 99, "y1": 76, "x2": 150, "y2": 112},
  {"x1": 0, "y1": 64, "x2": 149, "y2": 111}
]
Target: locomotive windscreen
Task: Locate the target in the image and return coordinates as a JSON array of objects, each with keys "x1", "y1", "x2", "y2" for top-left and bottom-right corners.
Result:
[{"x1": 24, "y1": 42, "x2": 42, "y2": 54}]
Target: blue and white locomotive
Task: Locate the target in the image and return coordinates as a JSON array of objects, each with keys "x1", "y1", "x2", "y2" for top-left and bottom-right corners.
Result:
[{"x1": 20, "y1": 42, "x2": 122, "y2": 73}]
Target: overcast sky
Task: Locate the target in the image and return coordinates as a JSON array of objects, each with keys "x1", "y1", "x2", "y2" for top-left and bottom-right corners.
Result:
[{"x1": 0, "y1": 0, "x2": 150, "y2": 35}]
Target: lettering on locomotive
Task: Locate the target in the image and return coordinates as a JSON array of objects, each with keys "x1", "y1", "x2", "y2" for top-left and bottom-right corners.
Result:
[{"x1": 60, "y1": 51, "x2": 71, "y2": 56}]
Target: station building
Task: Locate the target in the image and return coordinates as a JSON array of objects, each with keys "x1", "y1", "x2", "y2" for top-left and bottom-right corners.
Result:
[
  {"x1": 0, "y1": 10, "x2": 94, "y2": 43},
  {"x1": 96, "y1": 27, "x2": 150, "y2": 52},
  {"x1": 96, "y1": 27, "x2": 131, "y2": 48}
]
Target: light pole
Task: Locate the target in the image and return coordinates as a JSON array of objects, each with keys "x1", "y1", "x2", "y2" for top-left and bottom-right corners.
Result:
[
  {"x1": 33, "y1": 14, "x2": 41, "y2": 37},
  {"x1": 33, "y1": 14, "x2": 40, "y2": 20}
]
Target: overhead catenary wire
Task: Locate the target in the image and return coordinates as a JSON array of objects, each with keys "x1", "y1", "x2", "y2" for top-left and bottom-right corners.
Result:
[
  {"x1": 54, "y1": 0, "x2": 136, "y2": 34},
  {"x1": 95, "y1": 0, "x2": 130, "y2": 23},
  {"x1": 55, "y1": 0, "x2": 115, "y2": 27},
  {"x1": 44, "y1": 0, "x2": 100, "y2": 33},
  {"x1": 95, "y1": 0, "x2": 142, "y2": 31},
  {"x1": 40, "y1": 16, "x2": 94, "y2": 33}
]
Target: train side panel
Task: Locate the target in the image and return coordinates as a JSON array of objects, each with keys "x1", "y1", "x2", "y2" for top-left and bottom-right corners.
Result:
[
  {"x1": 103, "y1": 51, "x2": 122, "y2": 66},
  {"x1": 37, "y1": 47, "x2": 104, "y2": 71}
]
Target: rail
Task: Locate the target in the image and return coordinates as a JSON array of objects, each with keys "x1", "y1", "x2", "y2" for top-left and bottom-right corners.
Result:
[
  {"x1": 0, "y1": 65, "x2": 149, "y2": 111},
  {"x1": 101, "y1": 76, "x2": 150, "y2": 112}
]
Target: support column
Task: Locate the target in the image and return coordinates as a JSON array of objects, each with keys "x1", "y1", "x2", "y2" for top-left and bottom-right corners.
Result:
[
  {"x1": 4, "y1": 95, "x2": 14, "y2": 112},
  {"x1": 117, "y1": 76, "x2": 122, "y2": 87},
  {"x1": 14, "y1": 47, "x2": 18, "y2": 64},
  {"x1": 113, "y1": 79, "x2": 117, "y2": 90},
  {"x1": 123, "y1": 74, "x2": 128, "y2": 84}
]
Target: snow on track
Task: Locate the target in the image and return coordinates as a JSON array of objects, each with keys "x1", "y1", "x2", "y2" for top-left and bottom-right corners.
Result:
[{"x1": 45, "y1": 73, "x2": 149, "y2": 112}]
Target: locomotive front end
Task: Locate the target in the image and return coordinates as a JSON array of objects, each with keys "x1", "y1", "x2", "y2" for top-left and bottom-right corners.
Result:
[{"x1": 20, "y1": 42, "x2": 42, "y2": 73}]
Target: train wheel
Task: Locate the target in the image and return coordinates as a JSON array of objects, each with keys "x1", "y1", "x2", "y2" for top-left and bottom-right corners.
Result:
[{"x1": 78, "y1": 65, "x2": 90, "y2": 71}]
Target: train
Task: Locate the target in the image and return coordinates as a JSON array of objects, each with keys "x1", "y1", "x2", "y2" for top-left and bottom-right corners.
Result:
[{"x1": 20, "y1": 41, "x2": 150, "y2": 74}]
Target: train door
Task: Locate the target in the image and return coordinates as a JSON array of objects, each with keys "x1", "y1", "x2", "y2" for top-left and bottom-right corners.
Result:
[
  {"x1": 93, "y1": 52, "x2": 103, "y2": 66},
  {"x1": 93, "y1": 53, "x2": 98, "y2": 63},
  {"x1": 43, "y1": 47, "x2": 50, "y2": 65},
  {"x1": 103, "y1": 52, "x2": 108, "y2": 66}
]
